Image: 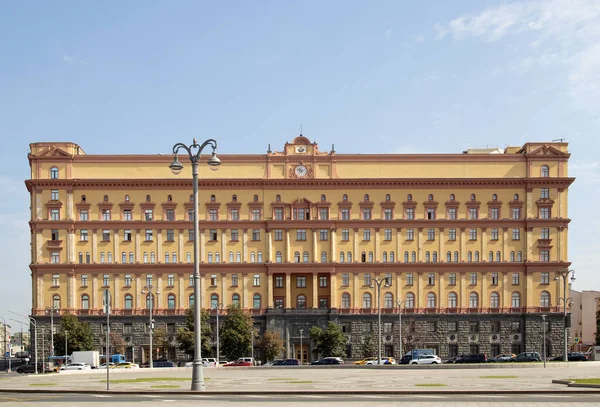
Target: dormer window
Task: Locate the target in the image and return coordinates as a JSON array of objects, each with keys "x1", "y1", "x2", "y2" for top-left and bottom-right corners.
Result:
[
  {"x1": 492, "y1": 194, "x2": 497, "y2": 200},
  {"x1": 210, "y1": 194, "x2": 216, "y2": 202},
  {"x1": 541, "y1": 165, "x2": 549, "y2": 178},
  {"x1": 321, "y1": 194, "x2": 326, "y2": 202},
  {"x1": 167, "y1": 195, "x2": 172, "y2": 202},
  {"x1": 82, "y1": 195, "x2": 87, "y2": 202},
  {"x1": 364, "y1": 194, "x2": 369, "y2": 202},
  {"x1": 146, "y1": 195, "x2": 151, "y2": 202},
  {"x1": 343, "y1": 194, "x2": 348, "y2": 202},
  {"x1": 407, "y1": 194, "x2": 412, "y2": 201},
  {"x1": 276, "y1": 194, "x2": 281, "y2": 202},
  {"x1": 254, "y1": 194, "x2": 259, "y2": 202},
  {"x1": 232, "y1": 195, "x2": 237, "y2": 202},
  {"x1": 103, "y1": 195, "x2": 109, "y2": 202},
  {"x1": 385, "y1": 194, "x2": 391, "y2": 202},
  {"x1": 125, "y1": 195, "x2": 130, "y2": 202},
  {"x1": 449, "y1": 194, "x2": 455, "y2": 200}
]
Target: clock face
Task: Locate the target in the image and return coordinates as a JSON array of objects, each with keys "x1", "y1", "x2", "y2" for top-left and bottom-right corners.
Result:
[{"x1": 295, "y1": 165, "x2": 308, "y2": 177}]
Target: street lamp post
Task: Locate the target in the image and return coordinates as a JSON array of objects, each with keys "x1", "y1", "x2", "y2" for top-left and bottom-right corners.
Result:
[
  {"x1": 65, "y1": 330, "x2": 68, "y2": 364},
  {"x1": 0, "y1": 317, "x2": 10, "y2": 372},
  {"x1": 8, "y1": 312, "x2": 37, "y2": 374},
  {"x1": 396, "y1": 300, "x2": 404, "y2": 359},
  {"x1": 370, "y1": 276, "x2": 390, "y2": 365},
  {"x1": 299, "y1": 329, "x2": 303, "y2": 365},
  {"x1": 555, "y1": 269, "x2": 575, "y2": 362},
  {"x1": 45, "y1": 307, "x2": 58, "y2": 360},
  {"x1": 141, "y1": 285, "x2": 159, "y2": 369},
  {"x1": 541, "y1": 314, "x2": 547, "y2": 368},
  {"x1": 170, "y1": 138, "x2": 221, "y2": 391},
  {"x1": 213, "y1": 303, "x2": 223, "y2": 364}
]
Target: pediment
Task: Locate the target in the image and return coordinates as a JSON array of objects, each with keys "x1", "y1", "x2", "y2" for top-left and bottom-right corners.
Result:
[
  {"x1": 290, "y1": 197, "x2": 312, "y2": 206},
  {"x1": 527, "y1": 145, "x2": 567, "y2": 156},
  {"x1": 36, "y1": 146, "x2": 73, "y2": 158}
]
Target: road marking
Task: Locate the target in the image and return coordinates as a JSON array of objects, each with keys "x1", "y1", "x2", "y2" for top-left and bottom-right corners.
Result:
[
  {"x1": 298, "y1": 395, "x2": 326, "y2": 398},
  {"x1": 92, "y1": 395, "x2": 112, "y2": 398},
  {"x1": 141, "y1": 394, "x2": 161, "y2": 398}
]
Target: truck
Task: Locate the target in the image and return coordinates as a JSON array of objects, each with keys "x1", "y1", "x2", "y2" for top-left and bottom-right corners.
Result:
[
  {"x1": 109, "y1": 354, "x2": 126, "y2": 364},
  {"x1": 70, "y1": 351, "x2": 100, "y2": 368}
]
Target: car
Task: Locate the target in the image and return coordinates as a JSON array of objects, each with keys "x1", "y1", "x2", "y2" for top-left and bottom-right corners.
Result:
[
  {"x1": 454, "y1": 354, "x2": 487, "y2": 363},
  {"x1": 223, "y1": 360, "x2": 252, "y2": 367},
  {"x1": 202, "y1": 358, "x2": 218, "y2": 367},
  {"x1": 272, "y1": 358, "x2": 300, "y2": 366},
  {"x1": 97, "y1": 362, "x2": 116, "y2": 369},
  {"x1": 367, "y1": 357, "x2": 396, "y2": 365},
  {"x1": 512, "y1": 352, "x2": 541, "y2": 362},
  {"x1": 353, "y1": 358, "x2": 375, "y2": 365},
  {"x1": 114, "y1": 362, "x2": 139, "y2": 369},
  {"x1": 311, "y1": 357, "x2": 344, "y2": 365},
  {"x1": 236, "y1": 357, "x2": 256, "y2": 366},
  {"x1": 153, "y1": 360, "x2": 176, "y2": 368},
  {"x1": 398, "y1": 354, "x2": 414, "y2": 365},
  {"x1": 551, "y1": 353, "x2": 588, "y2": 361},
  {"x1": 60, "y1": 363, "x2": 92, "y2": 371},
  {"x1": 444, "y1": 355, "x2": 468, "y2": 364},
  {"x1": 263, "y1": 359, "x2": 283, "y2": 366},
  {"x1": 16, "y1": 363, "x2": 45, "y2": 374},
  {"x1": 488, "y1": 354, "x2": 516, "y2": 363},
  {"x1": 409, "y1": 355, "x2": 442, "y2": 365}
]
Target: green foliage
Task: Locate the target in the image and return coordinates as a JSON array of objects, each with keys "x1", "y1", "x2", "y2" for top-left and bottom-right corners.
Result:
[
  {"x1": 361, "y1": 334, "x2": 376, "y2": 358},
  {"x1": 219, "y1": 305, "x2": 254, "y2": 361},
  {"x1": 309, "y1": 321, "x2": 346, "y2": 358},
  {"x1": 176, "y1": 308, "x2": 212, "y2": 357},
  {"x1": 53, "y1": 314, "x2": 94, "y2": 356},
  {"x1": 258, "y1": 330, "x2": 284, "y2": 362}
]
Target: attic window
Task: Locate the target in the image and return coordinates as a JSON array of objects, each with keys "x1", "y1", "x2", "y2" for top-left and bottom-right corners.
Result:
[
  {"x1": 449, "y1": 194, "x2": 455, "y2": 200},
  {"x1": 254, "y1": 194, "x2": 259, "y2": 202},
  {"x1": 146, "y1": 195, "x2": 151, "y2": 202},
  {"x1": 167, "y1": 195, "x2": 172, "y2": 202},
  {"x1": 232, "y1": 195, "x2": 237, "y2": 202},
  {"x1": 103, "y1": 195, "x2": 109, "y2": 202},
  {"x1": 82, "y1": 195, "x2": 86, "y2": 202},
  {"x1": 211, "y1": 194, "x2": 216, "y2": 202},
  {"x1": 125, "y1": 195, "x2": 130, "y2": 202}
]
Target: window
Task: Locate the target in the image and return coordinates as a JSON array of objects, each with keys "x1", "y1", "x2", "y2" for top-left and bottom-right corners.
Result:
[
  {"x1": 540, "y1": 291, "x2": 550, "y2": 307},
  {"x1": 512, "y1": 228, "x2": 520, "y2": 240},
  {"x1": 448, "y1": 229, "x2": 456, "y2": 240},
  {"x1": 102, "y1": 229, "x2": 110, "y2": 242},
  {"x1": 320, "y1": 229, "x2": 329, "y2": 241},
  {"x1": 297, "y1": 295, "x2": 307, "y2": 308},
  {"x1": 540, "y1": 207, "x2": 550, "y2": 219},
  {"x1": 541, "y1": 272, "x2": 550, "y2": 284},
  {"x1": 296, "y1": 229, "x2": 306, "y2": 240},
  {"x1": 251, "y1": 209, "x2": 261, "y2": 220},
  {"x1": 540, "y1": 188, "x2": 550, "y2": 199},
  {"x1": 50, "y1": 209, "x2": 60, "y2": 220},
  {"x1": 474, "y1": 251, "x2": 479, "y2": 262},
  {"x1": 78, "y1": 229, "x2": 88, "y2": 242},
  {"x1": 50, "y1": 189, "x2": 59, "y2": 201},
  {"x1": 186, "y1": 252, "x2": 191, "y2": 263},
  {"x1": 448, "y1": 207, "x2": 457, "y2": 219},
  {"x1": 189, "y1": 294, "x2": 194, "y2": 308},
  {"x1": 448, "y1": 273, "x2": 456, "y2": 285},
  {"x1": 319, "y1": 208, "x2": 329, "y2": 220},
  {"x1": 302, "y1": 251, "x2": 308, "y2": 263},
  {"x1": 274, "y1": 208, "x2": 283, "y2": 220},
  {"x1": 467, "y1": 252, "x2": 472, "y2": 262},
  {"x1": 541, "y1": 165, "x2": 549, "y2": 177},
  {"x1": 427, "y1": 229, "x2": 435, "y2": 240},
  {"x1": 491, "y1": 272, "x2": 498, "y2": 285},
  {"x1": 406, "y1": 273, "x2": 413, "y2": 286},
  {"x1": 79, "y1": 209, "x2": 89, "y2": 221},
  {"x1": 321, "y1": 251, "x2": 327, "y2": 263},
  {"x1": 540, "y1": 250, "x2": 550, "y2": 262},
  {"x1": 427, "y1": 273, "x2": 435, "y2": 285},
  {"x1": 363, "y1": 229, "x2": 371, "y2": 240},
  {"x1": 362, "y1": 208, "x2": 371, "y2": 220},
  {"x1": 511, "y1": 321, "x2": 521, "y2": 332},
  {"x1": 275, "y1": 251, "x2": 282, "y2": 263},
  {"x1": 488, "y1": 251, "x2": 494, "y2": 262},
  {"x1": 53, "y1": 295, "x2": 60, "y2": 309},
  {"x1": 340, "y1": 252, "x2": 346, "y2": 264},
  {"x1": 363, "y1": 273, "x2": 371, "y2": 286},
  {"x1": 468, "y1": 207, "x2": 478, "y2": 219},
  {"x1": 297, "y1": 276, "x2": 306, "y2": 288},
  {"x1": 385, "y1": 273, "x2": 392, "y2": 286},
  {"x1": 85, "y1": 252, "x2": 90, "y2": 264},
  {"x1": 167, "y1": 294, "x2": 176, "y2": 309},
  {"x1": 341, "y1": 293, "x2": 351, "y2": 308},
  {"x1": 341, "y1": 229, "x2": 349, "y2": 240},
  {"x1": 101, "y1": 274, "x2": 109, "y2": 287},
  {"x1": 384, "y1": 322, "x2": 393, "y2": 333},
  {"x1": 453, "y1": 251, "x2": 459, "y2": 262},
  {"x1": 252, "y1": 229, "x2": 260, "y2": 241},
  {"x1": 209, "y1": 229, "x2": 218, "y2": 241},
  {"x1": 517, "y1": 251, "x2": 523, "y2": 262},
  {"x1": 405, "y1": 293, "x2": 415, "y2": 308},
  {"x1": 469, "y1": 273, "x2": 477, "y2": 285},
  {"x1": 229, "y1": 209, "x2": 239, "y2": 220},
  {"x1": 318, "y1": 276, "x2": 327, "y2": 288},
  {"x1": 469, "y1": 293, "x2": 479, "y2": 308},
  {"x1": 490, "y1": 207, "x2": 499, "y2": 219},
  {"x1": 341, "y1": 274, "x2": 349, "y2": 286},
  {"x1": 427, "y1": 208, "x2": 436, "y2": 220},
  {"x1": 165, "y1": 274, "x2": 174, "y2": 287},
  {"x1": 253, "y1": 294, "x2": 261, "y2": 309},
  {"x1": 406, "y1": 229, "x2": 414, "y2": 240},
  {"x1": 511, "y1": 292, "x2": 521, "y2": 308},
  {"x1": 512, "y1": 208, "x2": 520, "y2": 219},
  {"x1": 405, "y1": 208, "x2": 414, "y2": 219},
  {"x1": 448, "y1": 321, "x2": 457, "y2": 332},
  {"x1": 145, "y1": 229, "x2": 153, "y2": 241},
  {"x1": 383, "y1": 228, "x2": 392, "y2": 241},
  {"x1": 274, "y1": 229, "x2": 283, "y2": 241},
  {"x1": 188, "y1": 209, "x2": 194, "y2": 221},
  {"x1": 347, "y1": 251, "x2": 352, "y2": 262},
  {"x1": 51, "y1": 252, "x2": 60, "y2": 264},
  {"x1": 427, "y1": 293, "x2": 436, "y2": 308},
  {"x1": 469, "y1": 229, "x2": 477, "y2": 240},
  {"x1": 540, "y1": 228, "x2": 550, "y2": 240},
  {"x1": 491, "y1": 228, "x2": 499, "y2": 240},
  {"x1": 489, "y1": 292, "x2": 499, "y2": 308},
  {"x1": 362, "y1": 293, "x2": 372, "y2": 308},
  {"x1": 448, "y1": 292, "x2": 457, "y2": 308},
  {"x1": 144, "y1": 209, "x2": 153, "y2": 221},
  {"x1": 253, "y1": 274, "x2": 260, "y2": 286},
  {"x1": 165, "y1": 209, "x2": 175, "y2": 221},
  {"x1": 50, "y1": 167, "x2": 59, "y2": 179},
  {"x1": 425, "y1": 251, "x2": 430, "y2": 262},
  {"x1": 383, "y1": 208, "x2": 392, "y2": 220}
]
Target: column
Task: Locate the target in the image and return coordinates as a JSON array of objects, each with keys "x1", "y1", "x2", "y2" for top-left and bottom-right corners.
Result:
[
  {"x1": 460, "y1": 228, "x2": 466, "y2": 262},
  {"x1": 416, "y1": 273, "x2": 422, "y2": 309},
  {"x1": 178, "y1": 274, "x2": 185, "y2": 309},
  {"x1": 374, "y1": 228, "x2": 380, "y2": 262},
  {"x1": 481, "y1": 228, "x2": 487, "y2": 260},
  {"x1": 266, "y1": 229, "x2": 272, "y2": 262},
  {"x1": 526, "y1": 227, "x2": 533, "y2": 261},
  {"x1": 221, "y1": 228, "x2": 227, "y2": 257},
  {"x1": 242, "y1": 274, "x2": 248, "y2": 309},
  {"x1": 114, "y1": 275, "x2": 120, "y2": 309},
  {"x1": 135, "y1": 229, "x2": 141, "y2": 263},
  {"x1": 70, "y1": 273, "x2": 76, "y2": 310},
  {"x1": 35, "y1": 230, "x2": 43, "y2": 264},
  {"x1": 330, "y1": 228, "x2": 337, "y2": 260},
  {"x1": 136, "y1": 275, "x2": 141, "y2": 309},
  {"x1": 267, "y1": 273, "x2": 273, "y2": 308},
  {"x1": 480, "y1": 273, "x2": 486, "y2": 308},
  {"x1": 157, "y1": 276, "x2": 163, "y2": 308},
  {"x1": 92, "y1": 230, "x2": 98, "y2": 263},
  {"x1": 92, "y1": 275, "x2": 98, "y2": 309},
  {"x1": 113, "y1": 229, "x2": 119, "y2": 263},
  {"x1": 312, "y1": 273, "x2": 318, "y2": 308},
  {"x1": 526, "y1": 188, "x2": 533, "y2": 218},
  {"x1": 330, "y1": 273, "x2": 338, "y2": 308},
  {"x1": 312, "y1": 230, "x2": 317, "y2": 262},
  {"x1": 353, "y1": 229, "x2": 359, "y2": 261},
  {"x1": 66, "y1": 189, "x2": 74, "y2": 220},
  {"x1": 438, "y1": 274, "x2": 444, "y2": 308},
  {"x1": 221, "y1": 273, "x2": 227, "y2": 307},
  {"x1": 200, "y1": 274, "x2": 206, "y2": 309},
  {"x1": 353, "y1": 273, "x2": 359, "y2": 308},
  {"x1": 200, "y1": 228, "x2": 206, "y2": 262},
  {"x1": 439, "y1": 228, "x2": 444, "y2": 261},
  {"x1": 66, "y1": 271, "x2": 73, "y2": 309},
  {"x1": 396, "y1": 274, "x2": 401, "y2": 304},
  {"x1": 502, "y1": 228, "x2": 509, "y2": 261},
  {"x1": 157, "y1": 229, "x2": 162, "y2": 262},
  {"x1": 242, "y1": 229, "x2": 248, "y2": 263},
  {"x1": 285, "y1": 273, "x2": 291, "y2": 308},
  {"x1": 178, "y1": 229, "x2": 184, "y2": 263},
  {"x1": 285, "y1": 229, "x2": 290, "y2": 262},
  {"x1": 417, "y1": 228, "x2": 423, "y2": 262},
  {"x1": 395, "y1": 228, "x2": 401, "y2": 261},
  {"x1": 459, "y1": 272, "x2": 466, "y2": 309},
  {"x1": 502, "y1": 272, "x2": 509, "y2": 310},
  {"x1": 37, "y1": 275, "x2": 44, "y2": 309}
]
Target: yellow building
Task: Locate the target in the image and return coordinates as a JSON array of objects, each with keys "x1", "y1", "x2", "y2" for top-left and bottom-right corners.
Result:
[{"x1": 26, "y1": 136, "x2": 574, "y2": 361}]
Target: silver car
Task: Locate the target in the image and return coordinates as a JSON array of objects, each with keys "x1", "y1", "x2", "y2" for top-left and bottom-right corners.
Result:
[{"x1": 409, "y1": 355, "x2": 442, "y2": 365}]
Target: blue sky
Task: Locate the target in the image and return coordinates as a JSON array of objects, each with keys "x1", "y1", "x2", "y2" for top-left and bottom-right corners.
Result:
[{"x1": 1, "y1": 0, "x2": 599, "y2": 320}]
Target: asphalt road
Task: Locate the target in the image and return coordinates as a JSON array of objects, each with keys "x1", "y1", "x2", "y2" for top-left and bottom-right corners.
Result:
[{"x1": 2, "y1": 392, "x2": 600, "y2": 406}]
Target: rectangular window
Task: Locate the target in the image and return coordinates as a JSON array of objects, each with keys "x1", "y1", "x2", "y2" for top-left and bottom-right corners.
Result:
[
  {"x1": 405, "y1": 208, "x2": 414, "y2": 220},
  {"x1": 490, "y1": 321, "x2": 500, "y2": 333},
  {"x1": 253, "y1": 274, "x2": 260, "y2": 286},
  {"x1": 469, "y1": 321, "x2": 479, "y2": 333},
  {"x1": 406, "y1": 229, "x2": 414, "y2": 241},
  {"x1": 491, "y1": 272, "x2": 499, "y2": 285},
  {"x1": 448, "y1": 273, "x2": 456, "y2": 285},
  {"x1": 426, "y1": 321, "x2": 436, "y2": 332},
  {"x1": 540, "y1": 250, "x2": 550, "y2": 262},
  {"x1": 363, "y1": 323, "x2": 372, "y2": 333},
  {"x1": 362, "y1": 208, "x2": 371, "y2": 220},
  {"x1": 51, "y1": 209, "x2": 60, "y2": 220},
  {"x1": 122, "y1": 229, "x2": 131, "y2": 241},
  {"x1": 209, "y1": 209, "x2": 218, "y2": 221},
  {"x1": 470, "y1": 273, "x2": 477, "y2": 285},
  {"x1": 231, "y1": 274, "x2": 238, "y2": 287},
  {"x1": 252, "y1": 229, "x2": 260, "y2": 241},
  {"x1": 251, "y1": 209, "x2": 261, "y2": 220},
  {"x1": 384, "y1": 322, "x2": 393, "y2": 333},
  {"x1": 81, "y1": 274, "x2": 88, "y2": 287},
  {"x1": 80, "y1": 229, "x2": 88, "y2": 241},
  {"x1": 230, "y1": 229, "x2": 239, "y2": 241},
  {"x1": 448, "y1": 321, "x2": 457, "y2": 332},
  {"x1": 448, "y1": 208, "x2": 457, "y2": 220},
  {"x1": 427, "y1": 229, "x2": 435, "y2": 240},
  {"x1": 165, "y1": 229, "x2": 174, "y2": 241},
  {"x1": 51, "y1": 252, "x2": 60, "y2": 263},
  {"x1": 448, "y1": 229, "x2": 456, "y2": 240},
  {"x1": 101, "y1": 209, "x2": 111, "y2": 221},
  {"x1": 512, "y1": 207, "x2": 520, "y2": 219},
  {"x1": 188, "y1": 229, "x2": 195, "y2": 241},
  {"x1": 319, "y1": 208, "x2": 329, "y2": 220},
  {"x1": 469, "y1": 207, "x2": 478, "y2": 219},
  {"x1": 275, "y1": 276, "x2": 283, "y2": 288},
  {"x1": 273, "y1": 229, "x2": 282, "y2": 241},
  {"x1": 167, "y1": 274, "x2": 175, "y2": 286},
  {"x1": 121, "y1": 209, "x2": 131, "y2": 221},
  {"x1": 406, "y1": 273, "x2": 413, "y2": 286},
  {"x1": 165, "y1": 209, "x2": 175, "y2": 221},
  {"x1": 384, "y1": 228, "x2": 392, "y2": 241},
  {"x1": 188, "y1": 209, "x2": 194, "y2": 221},
  {"x1": 102, "y1": 229, "x2": 110, "y2": 242},
  {"x1": 210, "y1": 274, "x2": 217, "y2": 286},
  {"x1": 274, "y1": 208, "x2": 283, "y2": 220},
  {"x1": 320, "y1": 229, "x2": 329, "y2": 241},
  {"x1": 144, "y1": 209, "x2": 153, "y2": 221},
  {"x1": 341, "y1": 208, "x2": 350, "y2": 220},
  {"x1": 341, "y1": 274, "x2": 349, "y2": 286},
  {"x1": 490, "y1": 208, "x2": 499, "y2": 219},
  {"x1": 103, "y1": 274, "x2": 110, "y2": 287},
  {"x1": 319, "y1": 276, "x2": 327, "y2": 288},
  {"x1": 491, "y1": 228, "x2": 499, "y2": 240},
  {"x1": 52, "y1": 274, "x2": 59, "y2": 286},
  {"x1": 363, "y1": 229, "x2": 371, "y2": 241},
  {"x1": 469, "y1": 229, "x2": 477, "y2": 240},
  {"x1": 296, "y1": 276, "x2": 306, "y2": 288},
  {"x1": 540, "y1": 188, "x2": 549, "y2": 199},
  {"x1": 511, "y1": 321, "x2": 520, "y2": 332},
  {"x1": 384, "y1": 208, "x2": 392, "y2": 220},
  {"x1": 341, "y1": 229, "x2": 349, "y2": 241},
  {"x1": 540, "y1": 207, "x2": 550, "y2": 219},
  {"x1": 145, "y1": 229, "x2": 153, "y2": 241},
  {"x1": 230, "y1": 209, "x2": 239, "y2": 220},
  {"x1": 209, "y1": 229, "x2": 218, "y2": 241},
  {"x1": 512, "y1": 273, "x2": 520, "y2": 285},
  {"x1": 541, "y1": 272, "x2": 550, "y2": 284},
  {"x1": 124, "y1": 274, "x2": 131, "y2": 287},
  {"x1": 363, "y1": 273, "x2": 371, "y2": 286},
  {"x1": 80, "y1": 209, "x2": 88, "y2": 221},
  {"x1": 427, "y1": 273, "x2": 435, "y2": 286},
  {"x1": 51, "y1": 190, "x2": 59, "y2": 200},
  {"x1": 512, "y1": 228, "x2": 520, "y2": 240},
  {"x1": 296, "y1": 229, "x2": 306, "y2": 241},
  {"x1": 427, "y1": 208, "x2": 436, "y2": 220},
  {"x1": 541, "y1": 228, "x2": 550, "y2": 239}
]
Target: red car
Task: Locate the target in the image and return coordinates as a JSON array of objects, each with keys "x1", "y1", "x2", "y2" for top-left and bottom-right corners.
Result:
[{"x1": 223, "y1": 361, "x2": 252, "y2": 367}]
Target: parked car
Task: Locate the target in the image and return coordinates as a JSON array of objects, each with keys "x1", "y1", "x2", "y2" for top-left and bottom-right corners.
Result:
[
  {"x1": 512, "y1": 352, "x2": 541, "y2": 362},
  {"x1": 114, "y1": 362, "x2": 139, "y2": 369},
  {"x1": 236, "y1": 357, "x2": 257, "y2": 366},
  {"x1": 409, "y1": 355, "x2": 442, "y2": 365},
  {"x1": 552, "y1": 353, "x2": 588, "y2": 361},
  {"x1": 444, "y1": 355, "x2": 468, "y2": 364},
  {"x1": 488, "y1": 354, "x2": 516, "y2": 363},
  {"x1": 224, "y1": 360, "x2": 252, "y2": 367},
  {"x1": 276, "y1": 358, "x2": 300, "y2": 366},
  {"x1": 202, "y1": 358, "x2": 218, "y2": 367},
  {"x1": 454, "y1": 354, "x2": 487, "y2": 363},
  {"x1": 353, "y1": 358, "x2": 375, "y2": 365},
  {"x1": 398, "y1": 354, "x2": 414, "y2": 365},
  {"x1": 311, "y1": 357, "x2": 344, "y2": 365},
  {"x1": 97, "y1": 363, "x2": 116, "y2": 369},
  {"x1": 60, "y1": 363, "x2": 92, "y2": 371},
  {"x1": 367, "y1": 357, "x2": 396, "y2": 365},
  {"x1": 16, "y1": 363, "x2": 46, "y2": 374}
]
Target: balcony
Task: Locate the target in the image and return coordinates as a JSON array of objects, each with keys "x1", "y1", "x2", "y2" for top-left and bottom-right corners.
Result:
[{"x1": 47, "y1": 240, "x2": 63, "y2": 248}]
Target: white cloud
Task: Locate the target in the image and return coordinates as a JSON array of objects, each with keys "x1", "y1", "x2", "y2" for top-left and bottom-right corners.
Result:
[
  {"x1": 437, "y1": 0, "x2": 600, "y2": 113},
  {"x1": 62, "y1": 55, "x2": 85, "y2": 65}
]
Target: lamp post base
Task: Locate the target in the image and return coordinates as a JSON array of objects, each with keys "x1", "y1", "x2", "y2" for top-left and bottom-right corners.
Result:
[{"x1": 191, "y1": 363, "x2": 206, "y2": 391}]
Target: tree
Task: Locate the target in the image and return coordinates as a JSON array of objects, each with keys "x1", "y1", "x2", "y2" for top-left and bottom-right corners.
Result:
[
  {"x1": 176, "y1": 308, "x2": 212, "y2": 358},
  {"x1": 258, "y1": 330, "x2": 284, "y2": 363},
  {"x1": 53, "y1": 314, "x2": 94, "y2": 356},
  {"x1": 153, "y1": 327, "x2": 172, "y2": 359},
  {"x1": 220, "y1": 305, "x2": 253, "y2": 361},
  {"x1": 309, "y1": 321, "x2": 346, "y2": 359},
  {"x1": 361, "y1": 334, "x2": 376, "y2": 358},
  {"x1": 109, "y1": 332, "x2": 126, "y2": 355}
]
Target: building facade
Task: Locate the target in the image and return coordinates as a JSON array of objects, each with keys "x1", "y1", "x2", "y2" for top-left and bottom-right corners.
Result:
[
  {"x1": 570, "y1": 289, "x2": 600, "y2": 350},
  {"x1": 26, "y1": 136, "x2": 574, "y2": 362}
]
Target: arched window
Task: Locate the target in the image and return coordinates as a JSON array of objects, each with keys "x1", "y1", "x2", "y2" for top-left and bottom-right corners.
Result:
[
  {"x1": 510, "y1": 251, "x2": 515, "y2": 262},
  {"x1": 470, "y1": 193, "x2": 476, "y2": 201},
  {"x1": 276, "y1": 251, "x2": 282, "y2": 263},
  {"x1": 210, "y1": 294, "x2": 219, "y2": 309},
  {"x1": 511, "y1": 292, "x2": 521, "y2": 308},
  {"x1": 122, "y1": 252, "x2": 127, "y2": 263},
  {"x1": 81, "y1": 195, "x2": 86, "y2": 202},
  {"x1": 342, "y1": 194, "x2": 348, "y2": 202},
  {"x1": 294, "y1": 251, "x2": 300, "y2": 263},
  {"x1": 469, "y1": 293, "x2": 479, "y2": 308},
  {"x1": 474, "y1": 251, "x2": 479, "y2": 262},
  {"x1": 406, "y1": 293, "x2": 415, "y2": 308},
  {"x1": 432, "y1": 251, "x2": 437, "y2": 262},
  {"x1": 229, "y1": 252, "x2": 234, "y2": 263},
  {"x1": 427, "y1": 293, "x2": 436, "y2": 308},
  {"x1": 297, "y1": 295, "x2": 306, "y2": 308},
  {"x1": 390, "y1": 251, "x2": 395, "y2": 262},
  {"x1": 454, "y1": 251, "x2": 459, "y2": 262},
  {"x1": 81, "y1": 295, "x2": 89, "y2": 310},
  {"x1": 382, "y1": 252, "x2": 387, "y2": 263},
  {"x1": 303, "y1": 251, "x2": 309, "y2": 263},
  {"x1": 189, "y1": 294, "x2": 194, "y2": 308},
  {"x1": 321, "y1": 251, "x2": 327, "y2": 263},
  {"x1": 411, "y1": 251, "x2": 416, "y2": 262},
  {"x1": 53, "y1": 295, "x2": 60, "y2": 309},
  {"x1": 215, "y1": 252, "x2": 220, "y2": 263},
  {"x1": 517, "y1": 251, "x2": 523, "y2": 262},
  {"x1": 428, "y1": 194, "x2": 434, "y2": 201},
  {"x1": 150, "y1": 252, "x2": 155, "y2": 264},
  {"x1": 232, "y1": 294, "x2": 240, "y2": 307},
  {"x1": 124, "y1": 294, "x2": 133, "y2": 309},
  {"x1": 257, "y1": 252, "x2": 263, "y2": 263},
  {"x1": 210, "y1": 194, "x2": 216, "y2": 202},
  {"x1": 251, "y1": 252, "x2": 256, "y2": 263},
  {"x1": 468, "y1": 251, "x2": 473, "y2": 262},
  {"x1": 385, "y1": 194, "x2": 391, "y2": 201},
  {"x1": 364, "y1": 194, "x2": 369, "y2": 201},
  {"x1": 50, "y1": 167, "x2": 59, "y2": 179},
  {"x1": 186, "y1": 252, "x2": 191, "y2": 263},
  {"x1": 496, "y1": 251, "x2": 501, "y2": 262},
  {"x1": 232, "y1": 194, "x2": 237, "y2": 202},
  {"x1": 513, "y1": 193, "x2": 519, "y2": 201},
  {"x1": 347, "y1": 251, "x2": 352, "y2": 262},
  {"x1": 276, "y1": 194, "x2": 281, "y2": 202},
  {"x1": 492, "y1": 193, "x2": 497, "y2": 200},
  {"x1": 172, "y1": 252, "x2": 177, "y2": 263},
  {"x1": 189, "y1": 194, "x2": 193, "y2": 202},
  {"x1": 489, "y1": 251, "x2": 494, "y2": 262},
  {"x1": 321, "y1": 194, "x2": 326, "y2": 202},
  {"x1": 407, "y1": 194, "x2": 413, "y2": 201},
  {"x1": 425, "y1": 251, "x2": 430, "y2": 262},
  {"x1": 540, "y1": 291, "x2": 550, "y2": 307},
  {"x1": 78, "y1": 252, "x2": 83, "y2": 264},
  {"x1": 541, "y1": 165, "x2": 549, "y2": 177},
  {"x1": 168, "y1": 294, "x2": 176, "y2": 309},
  {"x1": 341, "y1": 293, "x2": 351, "y2": 309},
  {"x1": 362, "y1": 293, "x2": 372, "y2": 308},
  {"x1": 384, "y1": 293, "x2": 393, "y2": 308},
  {"x1": 253, "y1": 294, "x2": 261, "y2": 309},
  {"x1": 447, "y1": 251, "x2": 452, "y2": 262},
  {"x1": 448, "y1": 292, "x2": 457, "y2": 308},
  {"x1": 103, "y1": 195, "x2": 109, "y2": 202},
  {"x1": 167, "y1": 195, "x2": 172, "y2": 202},
  {"x1": 208, "y1": 252, "x2": 213, "y2": 263},
  {"x1": 146, "y1": 194, "x2": 151, "y2": 202},
  {"x1": 165, "y1": 253, "x2": 170, "y2": 264},
  {"x1": 145, "y1": 294, "x2": 154, "y2": 310},
  {"x1": 100, "y1": 252, "x2": 105, "y2": 264},
  {"x1": 490, "y1": 292, "x2": 499, "y2": 308},
  {"x1": 129, "y1": 252, "x2": 134, "y2": 264},
  {"x1": 339, "y1": 251, "x2": 345, "y2": 263},
  {"x1": 368, "y1": 251, "x2": 373, "y2": 262},
  {"x1": 124, "y1": 194, "x2": 130, "y2": 202},
  {"x1": 449, "y1": 193, "x2": 455, "y2": 200},
  {"x1": 404, "y1": 251, "x2": 409, "y2": 263}
]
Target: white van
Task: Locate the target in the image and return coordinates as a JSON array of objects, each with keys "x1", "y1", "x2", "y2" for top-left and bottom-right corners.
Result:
[
  {"x1": 237, "y1": 357, "x2": 256, "y2": 366},
  {"x1": 202, "y1": 358, "x2": 217, "y2": 367}
]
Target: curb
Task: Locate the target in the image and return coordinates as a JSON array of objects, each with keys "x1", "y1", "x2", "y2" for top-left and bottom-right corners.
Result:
[{"x1": 552, "y1": 379, "x2": 600, "y2": 389}]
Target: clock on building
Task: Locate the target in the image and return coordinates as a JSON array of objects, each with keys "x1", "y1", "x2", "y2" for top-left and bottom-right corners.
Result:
[{"x1": 295, "y1": 165, "x2": 308, "y2": 177}]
